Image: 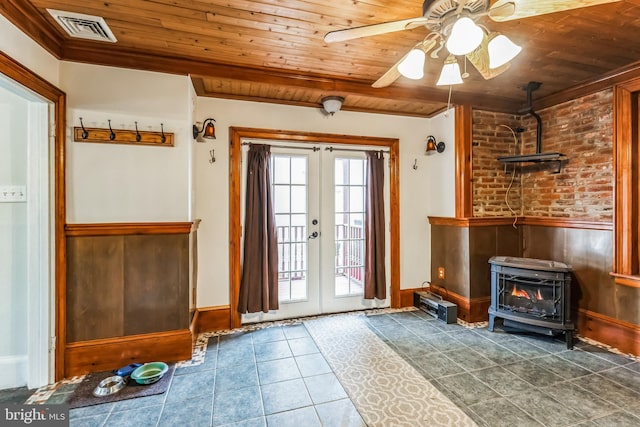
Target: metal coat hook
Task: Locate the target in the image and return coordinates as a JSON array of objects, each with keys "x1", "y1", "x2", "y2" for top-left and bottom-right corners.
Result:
[
  {"x1": 413, "y1": 158, "x2": 418, "y2": 170},
  {"x1": 209, "y1": 149, "x2": 216, "y2": 164},
  {"x1": 108, "y1": 120, "x2": 116, "y2": 141},
  {"x1": 160, "y1": 123, "x2": 166, "y2": 143},
  {"x1": 135, "y1": 121, "x2": 141, "y2": 142},
  {"x1": 79, "y1": 117, "x2": 89, "y2": 139}
]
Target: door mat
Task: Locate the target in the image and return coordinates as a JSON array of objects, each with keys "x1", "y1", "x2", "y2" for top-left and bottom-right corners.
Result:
[{"x1": 68, "y1": 364, "x2": 174, "y2": 409}]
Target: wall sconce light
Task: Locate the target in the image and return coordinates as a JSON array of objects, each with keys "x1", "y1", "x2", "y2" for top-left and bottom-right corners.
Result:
[
  {"x1": 321, "y1": 96, "x2": 344, "y2": 116},
  {"x1": 192, "y1": 118, "x2": 216, "y2": 140},
  {"x1": 426, "y1": 135, "x2": 445, "y2": 155}
]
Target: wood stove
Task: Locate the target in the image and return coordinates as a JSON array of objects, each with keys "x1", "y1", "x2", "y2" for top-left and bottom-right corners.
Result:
[{"x1": 488, "y1": 256, "x2": 574, "y2": 349}]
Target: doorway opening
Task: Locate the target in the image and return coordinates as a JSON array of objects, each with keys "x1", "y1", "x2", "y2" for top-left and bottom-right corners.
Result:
[
  {"x1": 229, "y1": 128, "x2": 399, "y2": 329},
  {"x1": 0, "y1": 52, "x2": 66, "y2": 384},
  {"x1": 240, "y1": 143, "x2": 391, "y2": 323}
]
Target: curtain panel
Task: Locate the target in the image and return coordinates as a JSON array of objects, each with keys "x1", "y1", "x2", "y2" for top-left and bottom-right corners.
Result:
[
  {"x1": 238, "y1": 144, "x2": 279, "y2": 313},
  {"x1": 364, "y1": 151, "x2": 386, "y2": 300}
]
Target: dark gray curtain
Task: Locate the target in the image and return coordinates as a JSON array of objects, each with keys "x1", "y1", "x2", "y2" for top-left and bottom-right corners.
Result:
[
  {"x1": 364, "y1": 151, "x2": 386, "y2": 300},
  {"x1": 238, "y1": 144, "x2": 279, "y2": 313}
]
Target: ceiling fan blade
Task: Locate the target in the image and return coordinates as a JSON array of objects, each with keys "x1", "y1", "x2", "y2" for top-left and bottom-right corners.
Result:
[
  {"x1": 489, "y1": 0, "x2": 621, "y2": 22},
  {"x1": 466, "y1": 34, "x2": 510, "y2": 80},
  {"x1": 324, "y1": 17, "x2": 431, "y2": 43},
  {"x1": 372, "y1": 38, "x2": 438, "y2": 88}
]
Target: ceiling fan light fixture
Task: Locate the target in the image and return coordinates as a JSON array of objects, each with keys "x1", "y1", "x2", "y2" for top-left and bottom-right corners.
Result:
[
  {"x1": 445, "y1": 17, "x2": 483, "y2": 56},
  {"x1": 398, "y1": 48, "x2": 426, "y2": 79},
  {"x1": 488, "y1": 34, "x2": 522, "y2": 69},
  {"x1": 436, "y1": 55, "x2": 463, "y2": 86}
]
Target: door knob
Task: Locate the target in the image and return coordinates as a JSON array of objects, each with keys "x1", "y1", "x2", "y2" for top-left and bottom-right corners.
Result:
[{"x1": 308, "y1": 231, "x2": 319, "y2": 239}]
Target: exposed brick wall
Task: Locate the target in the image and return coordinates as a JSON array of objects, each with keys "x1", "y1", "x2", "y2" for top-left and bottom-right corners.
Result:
[
  {"x1": 472, "y1": 89, "x2": 613, "y2": 220},
  {"x1": 472, "y1": 110, "x2": 523, "y2": 217}
]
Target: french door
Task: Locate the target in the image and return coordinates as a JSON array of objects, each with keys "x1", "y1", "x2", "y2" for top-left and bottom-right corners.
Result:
[{"x1": 241, "y1": 143, "x2": 389, "y2": 324}]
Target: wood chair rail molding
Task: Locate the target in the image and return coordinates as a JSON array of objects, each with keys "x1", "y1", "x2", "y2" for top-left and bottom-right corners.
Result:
[
  {"x1": 0, "y1": 51, "x2": 67, "y2": 381},
  {"x1": 229, "y1": 127, "x2": 400, "y2": 329},
  {"x1": 65, "y1": 221, "x2": 198, "y2": 237},
  {"x1": 428, "y1": 216, "x2": 613, "y2": 231}
]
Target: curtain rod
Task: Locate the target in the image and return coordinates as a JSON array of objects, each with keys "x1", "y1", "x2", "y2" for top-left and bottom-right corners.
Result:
[
  {"x1": 242, "y1": 142, "x2": 320, "y2": 151},
  {"x1": 325, "y1": 147, "x2": 389, "y2": 153},
  {"x1": 242, "y1": 142, "x2": 389, "y2": 153}
]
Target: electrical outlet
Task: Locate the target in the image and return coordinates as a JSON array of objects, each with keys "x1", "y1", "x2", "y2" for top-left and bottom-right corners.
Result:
[
  {"x1": 437, "y1": 267, "x2": 445, "y2": 280},
  {"x1": 0, "y1": 185, "x2": 27, "y2": 202}
]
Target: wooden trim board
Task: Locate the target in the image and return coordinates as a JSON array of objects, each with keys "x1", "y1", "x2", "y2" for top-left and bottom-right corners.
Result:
[
  {"x1": 576, "y1": 308, "x2": 640, "y2": 357},
  {"x1": 428, "y1": 216, "x2": 612, "y2": 230},
  {"x1": 65, "y1": 222, "x2": 194, "y2": 237},
  {"x1": 195, "y1": 306, "x2": 232, "y2": 334},
  {"x1": 65, "y1": 329, "x2": 193, "y2": 377}
]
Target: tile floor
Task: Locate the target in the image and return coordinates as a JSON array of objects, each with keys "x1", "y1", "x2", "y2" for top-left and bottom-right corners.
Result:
[
  {"x1": 2, "y1": 309, "x2": 640, "y2": 427},
  {"x1": 73, "y1": 323, "x2": 363, "y2": 427},
  {"x1": 366, "y1": 310, "x2": 640, "y2": 427}
]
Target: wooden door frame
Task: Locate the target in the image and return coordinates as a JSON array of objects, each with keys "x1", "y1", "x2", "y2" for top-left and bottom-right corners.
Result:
[
  {"x1": 0, "y1": 51, "x2": 66, "y2": 381},
  {"x1": 229, "y1": 127, "x2": 400, "y2": 328},
  {"x1": 612, "y1": 78, "x2": 640, "y2": 287}
]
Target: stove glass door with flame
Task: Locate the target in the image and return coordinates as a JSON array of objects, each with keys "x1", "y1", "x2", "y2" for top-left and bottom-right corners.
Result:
[{"x1": 497, "y1": 273, "x2": 563, "y2": 322}]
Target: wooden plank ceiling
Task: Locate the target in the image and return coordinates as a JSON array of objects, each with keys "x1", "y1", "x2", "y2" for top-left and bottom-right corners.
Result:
[{"x1": 4, "y1": 0, "x2": 640, "y2": 116}]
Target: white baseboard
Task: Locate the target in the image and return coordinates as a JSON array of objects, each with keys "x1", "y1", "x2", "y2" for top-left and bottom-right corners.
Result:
[{"x1": 0, "y1": 355, "x2": 28, "y2": 389}]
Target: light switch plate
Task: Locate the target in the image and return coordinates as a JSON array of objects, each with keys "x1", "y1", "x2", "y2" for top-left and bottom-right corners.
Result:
[{"x1": 0, "y1": 185, "x2": 27, "y2": 202}]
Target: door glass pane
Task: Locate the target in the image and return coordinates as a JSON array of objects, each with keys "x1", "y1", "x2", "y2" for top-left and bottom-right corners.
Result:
[
  {"x1": 334, "y1": 158, "x2": 366, "y2": 296},
  {"x1": 273, "y1": 156, "x2": 290, "y2": 184},
  {"x1": 291, "y1": 185, "x2": 307, "y2": 213},
  {"x1": 272, "y1": 154, "x2": 308, "y2": 302},
  {"x1": 291, "y1": 157, "x2": 307, "y2": 184}
]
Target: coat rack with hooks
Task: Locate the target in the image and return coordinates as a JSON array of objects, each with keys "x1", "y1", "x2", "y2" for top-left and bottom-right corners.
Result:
[{"x1": 73, "y1": 118, "x2": 174, "y2": 147}]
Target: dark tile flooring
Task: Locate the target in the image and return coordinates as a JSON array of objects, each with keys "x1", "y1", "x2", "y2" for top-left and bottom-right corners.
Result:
[
  {"x1": 366, "y1": 310, "x2": 640, "y2": 427},
  {"x1": 2, "y1": 310, "x2": 639, "y2": 427},
  {"x1": 64, "y1": 323, "x2": 362, "y2": 426}
]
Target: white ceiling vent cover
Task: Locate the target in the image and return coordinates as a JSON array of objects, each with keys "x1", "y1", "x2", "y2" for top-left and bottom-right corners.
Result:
[{"x1": 47, "y1": 9, "x2": 117, "y2": 43}]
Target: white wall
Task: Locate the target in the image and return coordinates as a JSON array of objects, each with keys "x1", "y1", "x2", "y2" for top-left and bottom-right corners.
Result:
[
  {"x1": 0, "y1": 87, "x2": 29, "y2": 388},
  {"x1": 60, "y1": 62, "x2": 193, "y2": 222},
  {"x1": 421, "y1": 108, "x2": 456, "y2": 284},
  {"x1": 0, "y1": 15, "x2": 59, "y2": 86},
  {"x1": 194, "y1": 98, "x2": 457, "y2": 307}
]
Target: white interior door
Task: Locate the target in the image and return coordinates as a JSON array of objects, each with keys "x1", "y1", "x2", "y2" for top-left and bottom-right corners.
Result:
[{"x1": 241, "y1": 143, "x2": 389, "y2": 324}]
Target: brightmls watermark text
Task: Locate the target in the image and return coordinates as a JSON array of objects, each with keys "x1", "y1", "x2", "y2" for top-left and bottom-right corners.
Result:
[{"x1": 1, "y1": 405, "x2": 68, "y2": 426}]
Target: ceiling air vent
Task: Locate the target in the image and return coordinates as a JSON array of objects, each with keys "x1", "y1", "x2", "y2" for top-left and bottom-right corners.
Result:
[{"x1": 47, "y1": 9, "x2": 117, "y2": 43}]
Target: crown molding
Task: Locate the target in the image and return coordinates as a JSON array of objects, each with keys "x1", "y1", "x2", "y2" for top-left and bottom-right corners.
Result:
[{"x1": 0, "y1": 0, "x2": 64, "y2": 58}]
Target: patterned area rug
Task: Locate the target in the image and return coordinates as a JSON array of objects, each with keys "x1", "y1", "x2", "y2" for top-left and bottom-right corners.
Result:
[{"x1": 305, "y1": 315, "x2": 477, "y2": 427}]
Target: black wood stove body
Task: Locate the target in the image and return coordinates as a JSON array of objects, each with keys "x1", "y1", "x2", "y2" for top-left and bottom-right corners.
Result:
[{"x1": 488, "y1": 256, "x2": 574, "y2": 349}]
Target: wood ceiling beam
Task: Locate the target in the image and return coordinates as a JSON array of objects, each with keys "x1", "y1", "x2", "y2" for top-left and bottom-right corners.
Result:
[
  {"x1": 0, "y1": 0, "x2": 64, "y2": 58},
  {"x1": 61, "y1": 42, "x2": 522, "y2": 113}
]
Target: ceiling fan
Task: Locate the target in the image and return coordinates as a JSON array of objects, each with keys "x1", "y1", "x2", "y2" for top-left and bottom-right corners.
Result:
[{"x1": 324, "y1": 0, "x2": 620, "y2": 88}]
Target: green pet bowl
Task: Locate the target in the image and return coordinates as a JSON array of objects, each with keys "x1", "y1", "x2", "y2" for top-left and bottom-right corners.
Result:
[{"x1": 130, "y1": 362, "x2": 168, "y2": 385}]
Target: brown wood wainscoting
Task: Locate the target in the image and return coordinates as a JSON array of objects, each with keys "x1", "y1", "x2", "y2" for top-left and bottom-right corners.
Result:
[{"x1": 64, "y1": 222, "x2": 198, "y2": 376}]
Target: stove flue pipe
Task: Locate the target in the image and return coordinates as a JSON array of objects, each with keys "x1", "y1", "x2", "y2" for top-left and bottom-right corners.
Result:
[{"x1": 519, "y1": 81, "x2": 543, "y2": 154}]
